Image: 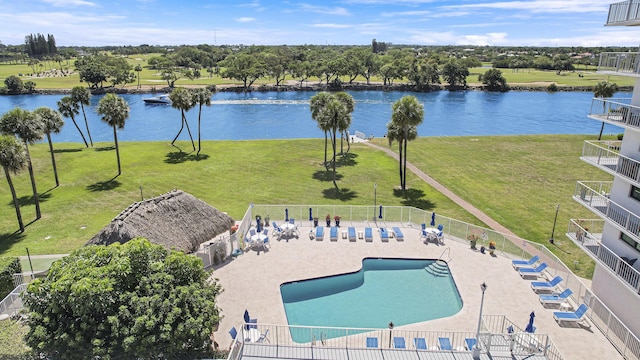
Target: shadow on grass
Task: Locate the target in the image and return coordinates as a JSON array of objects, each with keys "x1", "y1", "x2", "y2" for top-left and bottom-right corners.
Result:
[
  {"x1": 322, "y1": 187, "x2": 357, "y2": 201},
  {"x1": 0, "y1": 231, "x2": 26, "y2": 255},
  {"x1": 312, "y1": 170, "x2": 343, "y2": 182},
  {"x1": 393, "y1": 188, "x2": 435, "y2": 210},
  {"x1": 10, "y1": 192, "x2": 52, "y2": 207},
  {"x1": 164, "y1": 151, "x2": 210, "y2": 164},
  {"x1": 53, "y1": 148, "x2": 83, "y2": 153},
  {"x1": 95, "y1": 145, "x2": 115, "y2": 152},
  {"x1": 336, "y1": 152, "x2": 358, "y2": 167},
  {"x1": 87, "y1": 178, "x2": 122, "y2": 192}
]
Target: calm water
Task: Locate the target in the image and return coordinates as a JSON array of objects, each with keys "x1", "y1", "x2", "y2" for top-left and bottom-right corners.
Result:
[
  {"x1": 280, "y1": 258, "x2": 462, "y2": 343},
  {"x1": 0, "y1": 90, "x2": 624, "y2": 143}
]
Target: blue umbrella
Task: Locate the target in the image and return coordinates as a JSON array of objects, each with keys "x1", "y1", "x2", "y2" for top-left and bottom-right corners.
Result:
[
  {"x1": 525, "y1": 311, "x2": 536, "y2": 333},
  {"x1": 309, "y1": 208, "x2": 313, "y2": 221},
  {"x1": 430, "y1": 212, "x2": 436, "y2": 226},
  {"x1": 285, "y1": 208, "x2": 289, "y2": 221},
  {"x1": 378, "y1": 205, "x2": 383, "y2": 219}
]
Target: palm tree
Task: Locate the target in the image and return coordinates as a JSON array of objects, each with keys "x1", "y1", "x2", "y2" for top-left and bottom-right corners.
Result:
[
  {"x1": 0, "y1": 108, "x2": 45, "y2": 219},
  {"x1": 57, "y1": 96, "x2": 88, "y2": 147},
  {"x1": 391, "y1": 95, "x2": 424, "y2": 190},
  {"x1": 310, "y1": 92, "x2": 333, "y2": 166},
  {"x1": 71, "y1": 86, "x2": 93, "y2": 147},
  {"x1": 594, "y1": 81, "x2": 619, "y2": 140},
  {"x1": 135, "y1": 64, "x2": 143, "y2": 89},
  {"x1": 169, "y1": 87, "x2": 196, "y2": 151},
  {"x1": 387, "y1": 121, "x2": 417, "y2": 190},
  {"x1": 96, "y1": 94, "x2": 130, "y2": 176},
  {"x1": 34, "y1": 107, "x2": 64, "y2": 187},
  {"x1": 0, "y1": 135, "x2": 27, "y2": 232},
  {"x1": 192, "y1": 87, "x2": 213, "y2": 156},
  {"x1": 334, "y1": 92, "x2": 355, "y2": 155}
]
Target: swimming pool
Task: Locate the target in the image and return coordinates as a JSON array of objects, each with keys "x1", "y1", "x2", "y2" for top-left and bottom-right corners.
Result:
[{"x1": 280, "y1": 258, "x2": 463, "y2": 343}]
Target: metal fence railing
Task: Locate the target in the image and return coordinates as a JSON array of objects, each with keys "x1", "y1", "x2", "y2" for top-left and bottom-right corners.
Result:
[
  {"x1": 606, "y1": 1, "x2": 640, "y2": 25},
  {"x1": 0, "y1": 283, "x2": 28, "y2": 318}
]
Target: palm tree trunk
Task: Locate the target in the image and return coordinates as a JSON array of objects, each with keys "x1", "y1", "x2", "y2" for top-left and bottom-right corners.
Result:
[
  {"x1": 4, "y1": 166, "x2": 24, "y2": 232},
  {"x1": 70, "y1": 115, "x2": 88, "y2": 147},
  {"x1": 171, "y1": 111, "x2": 186, "y2": 150},
  {"x1": 47, "y1": 133, "x2": 59, "y2": 187},
  {"x1": 24, "y1": 145, "x2": 41, "y2": 219},
  {"x1": 81, "y1": 104, "x2": 93, "y2": 147},
  {"x1": 324, "y1": 131, "x2": 328, "y2": 167},
  {"x1": 598, "y1": 122, "x2": 605, "y2": 141},
  {"x1": 113, "y1": 126, "x2": 121, "y2": 176},
  {"x1": 398, "y1": 140, "x2": 404, "y2": 189},
  {"x1": 197, "y1": 105, "x2": 203, "y2": 156},
  {"x1": 332, "y1": 128, "x2": 338, "y2": 188},
  {"x1": 403, "y1": 133, "x2": 408, "y2": 190},
  {"x1": 340, "y1": 132, "x2": 344, "y2": 155},
  {"x1": 183, "y1": 114, "x2": 196, "y2": 152}
]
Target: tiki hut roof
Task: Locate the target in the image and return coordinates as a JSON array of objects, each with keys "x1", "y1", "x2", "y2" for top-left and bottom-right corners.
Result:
[{"x1": 86, "y1": 189, "x2": 234, "y2": 253}]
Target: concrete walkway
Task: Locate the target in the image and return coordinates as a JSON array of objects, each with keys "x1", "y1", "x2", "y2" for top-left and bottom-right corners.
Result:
[{"x1": 363, "y1": 141, "x2": 522, "y2": 239}]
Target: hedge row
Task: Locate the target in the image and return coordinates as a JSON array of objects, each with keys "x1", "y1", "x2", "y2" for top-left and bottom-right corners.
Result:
[{"x1": 0, "y1": 257, "x2": 21, "y2": 300}]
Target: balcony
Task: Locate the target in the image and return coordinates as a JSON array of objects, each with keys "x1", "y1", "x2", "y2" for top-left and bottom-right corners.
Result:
[
  {"x1": 573, "y1": 181, "x2": 640, "y2": 241},
  {"x1": 597, "y1": 52, "x2": 640, "y2": 76},
  {"x1": 581, "y1": 140, "x2": 640, "y2": 184},
  {"x1": 567, "y1": 219, "x2": 640, "y2": 294},
  {"x1": 589, "y1": 98, "x2": 640, "y2": 131},
  {"x1": 606, "y1": 1, "x2": 640, "y2": 26}
]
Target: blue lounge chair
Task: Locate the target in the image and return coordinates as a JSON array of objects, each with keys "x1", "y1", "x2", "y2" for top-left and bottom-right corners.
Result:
[
  {"x1": 392, "y1": 227, "x2": 404, "y2": 241},
  {"x1": 348, "y1": 227, "x2": 356, "y2": 241},
  {"x1": 438, "y1": 337, "x2": 452, "y2": 350},
  {"x1": 330, "y1": 226, "x2": 338, "y2": 241},
  {"x1": 379, "y1": 228, "x2": 389, "y2": 242},
  {"x1": 553, "y1": 304, "x2": 589, "y2": 323},
  {"x1": 229, "y1": 326, "x2": 238, "y2": 340},
  {"x1": 540, "y1": 288, "x2": 573, "y2": 305},
  {"x1": 414, "y1": 337, "x2": 427, "y2": 350},
  {"x1": 465, "y1": 338, "x2": 477, "y2": 350},
  {"x1": 315, "y1": 226, "x2": 324, "y2": 240},
  {"x1": 512, "y1": 255, "x2": 540, "y2": 270},
  {"x1": 393, "y1": 337, "x2": 406, "y2": 349},
  {"x1": 366, "y1": 337, "x2": 378, "y2": 348},
  {"x1": 365, "y1": 227, "x2": 373, "y2": 242},
  {"x1": 437, "y1": 224, "x2": 444, "y2": 232},
  {"x1": 531, "y1": 276, "x2": 563, "y2": 292},
  {"x1": 519, "y1": 263, "x2": 548, "y2": 278},
  {"x1": 256, "y1": 329, "x2": 270, "y2": 343}
]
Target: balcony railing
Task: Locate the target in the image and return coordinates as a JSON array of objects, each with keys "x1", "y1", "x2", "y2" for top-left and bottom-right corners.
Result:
[
  {"x1": 581, "y1": 140, "x2": 640, "y2": 184},
  {"x1": 574, "y1": 181, "x2": 640, "y2": 241},
  {"x1": 606, "y1": 1, "x2": 640, "y2": 25},
  {"x1": 589, "y1": 98, "x2": 640, "y2": 131},
  {"x1": 567, "y1": 219, "x2": 640, "y2": 294},
  {"x1": 598, "y1": 52, "x2": 640, "y2": 75}
]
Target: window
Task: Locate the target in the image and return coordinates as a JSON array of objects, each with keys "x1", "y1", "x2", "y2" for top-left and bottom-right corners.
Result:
[
  {"x1": 631, "y1": 185, "x2": 640, "y2": 202},
  {"x1": 620, "y1": 232, "x2": 640, "y2": 253}
]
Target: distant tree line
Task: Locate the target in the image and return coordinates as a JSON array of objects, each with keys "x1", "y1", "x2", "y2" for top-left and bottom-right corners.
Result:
[{"x1": 24, "y1": 33, "x2": 57, "y2": 58}]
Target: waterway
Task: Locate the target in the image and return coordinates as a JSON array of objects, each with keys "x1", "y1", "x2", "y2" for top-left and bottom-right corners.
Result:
[{"x1": 0, "y1": 90, "x2": 625, "y2": 143}]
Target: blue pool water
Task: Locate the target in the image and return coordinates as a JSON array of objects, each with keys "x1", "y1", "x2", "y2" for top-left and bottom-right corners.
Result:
[{"x1": 280, "y1": 258, "x2": 462, "y2": 343}]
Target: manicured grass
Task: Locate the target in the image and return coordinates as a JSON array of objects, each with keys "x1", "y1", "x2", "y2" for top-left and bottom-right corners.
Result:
[
  {"x1": 469, "y1": 67, "x2": 635, "y2": 87},
  {"x1": 0, "y1": 320, "x2": 29, "y2": 358},
  {"x1": 372, "y1": 134, "x2": 614, "y2": 278},
  {"x1": 0, "y1": 140, "x2": 478, "y2": 257}
]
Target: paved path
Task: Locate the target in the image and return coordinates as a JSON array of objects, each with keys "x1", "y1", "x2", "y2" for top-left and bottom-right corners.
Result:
[{"x1": 363, "y1": 141, "x2": 522, "y2": 239}]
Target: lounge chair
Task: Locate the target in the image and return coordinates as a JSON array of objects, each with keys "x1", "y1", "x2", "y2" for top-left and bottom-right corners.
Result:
[
  {"x1": 379, "y1": 228, "x2": 389, "y2": 242},
  {"x1": 366, "y1": 337, "x2": 378, "y2": 348},
  {"x1": 243, "y1": 309, "x2": 257, "y2": 330},
  {"x1": 271, "y1": 222, "x2": 284, "y2": 239},
  {"x1": 330, "y1": 226, "x2": 338, "y2": 241},
  {"x1": 436, "y1": 230, "x2": 444, "y2": 243},
  {"x1": 531, "y1": 276, "x2": 563, "y2": 292},
  {"x1": 365, "y1": 227, "x2": 373, "y2": 242},
  {"x1": 437, "y1": 224, "x2": 444, "y2": 232},
  {"x1": 261, "y1": 235, "x2": 270, "y2": 250},
  {"x1": 540, "y1": 288, "x2": 573, "y2": 305},
  {"x1": 414, "y1": 337, "x2": 427, "y2": 350},
  {"x1": 256, "y1": 329, "x2": 270, "y2": 343},
  {"x1": 438, "y1": 337, "x2": 452, "y2": 350},
  {"x1": 348, "y1": 227, "x2": 356, "y2": 241},
  {"x1": 465, "y1": 338, "x2": 477, "y2": 350},
  {"x1": 519, "y1": 263, "x2": 548, "y2": 278},
  {"x1": 392, "y1": 227, "x2": 404, "y2": 241},
  {"x1": 229, "y1": 326, "x2": 238, "y2": 340},
  {"x1": 553, "y1": 304, "x2": 589, "y2": 324},
  {"x1": 512, "y1": 255, "x2": 540, "y2": 270},
  {"x1": 393, "y1": 337, "x2": 406, "y2": 349},
  {"x1": 315, "y1": 226, "x2": 324, "y2": 241}
]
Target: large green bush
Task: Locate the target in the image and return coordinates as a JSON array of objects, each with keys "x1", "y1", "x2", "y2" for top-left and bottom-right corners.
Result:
[{"x1": 0, "y1": 257, "x2": 21, "y2": 300}]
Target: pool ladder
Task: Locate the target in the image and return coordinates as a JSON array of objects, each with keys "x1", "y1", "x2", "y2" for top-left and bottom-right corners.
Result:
[
  {"x1": 312, "y1": 333, "x2": 326, "y2": 346},
  {"x1": 425, "y1": 248, "x2": 452, "y2": 277}
]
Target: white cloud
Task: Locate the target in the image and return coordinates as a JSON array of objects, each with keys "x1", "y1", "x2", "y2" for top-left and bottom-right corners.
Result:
[
  {"x1": 41, "y1": 0, "x2": 97, "y2": 6},
  {"x1": 297, "y1": 3, "x2": 351, "y2": 16},
  {"x1": 236, "y1": 17, "x2": 256, "y2": 23},
  {"x1": 311, "y1": 23, "x2": 353, "y2": 28},
  {"x1": 443, "y1": 0, "x2": 609, "y2": 14}
]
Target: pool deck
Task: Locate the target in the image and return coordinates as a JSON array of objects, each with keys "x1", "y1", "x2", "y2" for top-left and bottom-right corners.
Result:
[{"x1": 211, "y1": 221, "x2": 623, "y2": 360}]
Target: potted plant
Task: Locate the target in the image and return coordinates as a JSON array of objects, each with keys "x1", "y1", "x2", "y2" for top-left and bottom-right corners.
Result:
[
  {"x1": 467, "y1": 234, "x2": 479, "y2": 249},
  {"x1": 313, "y1": 217, "x2": 319, "y2": 227},
  {"x1": 326, "y1": 214, "x2": 331, "y2": 227},
  {"x1": 334, "y1": 215, "x2": 341, "y2": 227},
  {"x1": 489, "y1": 241, "x2": 497, "y2": 255},
  {"x1": 264, "y1": 215, "x2": 270, "y2": 227}
]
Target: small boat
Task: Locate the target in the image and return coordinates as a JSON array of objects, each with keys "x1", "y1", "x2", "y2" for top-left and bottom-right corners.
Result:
[{"x1": 143, "y1": 94, "x2": 171, "y2": 105}]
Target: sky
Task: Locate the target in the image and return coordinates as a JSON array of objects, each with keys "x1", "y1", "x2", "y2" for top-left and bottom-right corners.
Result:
[{"x1": 0, "y1": 0, "x2": 639, "y2": 47}]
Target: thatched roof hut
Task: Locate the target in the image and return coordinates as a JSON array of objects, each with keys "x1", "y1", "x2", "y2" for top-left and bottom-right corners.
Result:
[{"x1": 86, "y1": 189, "x2": 234, "y2": 253}]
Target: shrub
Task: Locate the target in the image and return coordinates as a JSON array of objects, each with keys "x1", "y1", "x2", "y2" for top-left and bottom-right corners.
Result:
[
  {"x1": 3, "y1": 75, "x2": 23, "y2": 94},
  {"x1": 0, "y1": 257, "x2": 21, "y2": 299},
  {"x1": 547, "y1": 83, "x2": 558, "y2": 92}
]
